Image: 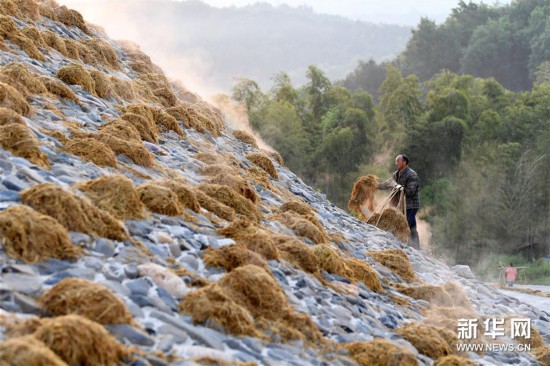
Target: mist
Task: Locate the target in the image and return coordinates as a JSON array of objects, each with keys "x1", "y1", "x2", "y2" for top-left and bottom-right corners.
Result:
[{"x1": 60, "y1": 0, "x2": 411, "y2": 98}]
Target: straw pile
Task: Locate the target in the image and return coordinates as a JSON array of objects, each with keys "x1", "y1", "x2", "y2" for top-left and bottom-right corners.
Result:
[
  {"x1": 40, "y1": 76, "x2": 80, "y2": 103},
  {"x1": 200, "y1": 163, "x2": 239, "y2": 177},
  {"x1": 0, "y1": 205, "x2": 82, "y2": 263},
  {"x1": 198, "y1": 183, "x2": 261, "y2": 222},
  {"x1": 40, "y1": 278, "x2": 133, "y2": 325},
  {"x1": 99, "y1": 119, "x2": 141, "y2": 141},
  {"x1": 89, "y1": 69, "x2": 112, "y2": 98},
  {"x1": 74, "y1": 174, "x2": 146, "y2": 220},
  {"x1": 265, "y1": 150, "x2": 284, "y2": 166},
  {"x1": 395, "y1": 284, "x2": 455, "y2": 307},
  {"x1": 344, "y1": 339, "x2": 419, "y2": 366},
  {"x1": 232, "y1": 130, "x2": 258, "y2": 148},
  {"x1": 202, "y1": 244, "x2": 268, "y2": 272},
  {"x1": 110, "y1": 76, "x2": 137, "y2": 102},
  {"x1": 0, "y1": 15, "x2": 44, "y2": 61},
  {"x1": 348, "y1": 175, "x2": 378, "y2": 217},
  {"x1": 434, "y1": 356, "x2": 477, "y2": 366},
  {"x1": 367, "y1": 207, "x2": 410, "y2": 243},
  {"x1": 273, "y1": 211, "x2": 328, "y2": 244},
  {"x1": 0, "y1": 62, "x2": 47, "y2": 98},
  {"x1": 63, "y1": 137, "x2": 117, "y2": 167},
  {"x1": 443, "y1": 282, "x2": 472, "y2": 310},
  {"x1": 95, "y1": 132, "x2": 155, "y2": 167},
  {"x1": 158, "y1": 178, "x2": 200, "y2": 212},
  {"x1": 534, "y1": 346, "x2": 550, "y2": 366},
  {"x1": 217, "y1": 220, "x2": 279, "y2": 260},
  {"x1": 120, "y1": 112, "x2": 159, "y2": 143},
  {"x1": 0, "y1": 336, "x2": 68, "y2": 366},
  {"x1": 195, "y1": 190, "x2": 235, "y2": 221},
  {"x1": 0, "y1": 81, "x2": 32, "y2": 116},
  {"x1": 54, "y1": 5, "x2": 89, "y2": 33},
  {"x1": 208, "y1": 174, "x2": 259, "y2": 203},
  {"x1": 182, "y1": 265, "x2": 322, "y2": 343},
  {"x1": 180, "y1": 284, "x2": 257, "y2": 336},
  {"x1": 174, "y1": 102, "x2": 224, "y2": 136},
  {"x1": 41, "y1": 29, "x2": 67, "y2": 56},
  {"x1": 56, "y1": 63, "x2": 95, "y2": 94},
  {"x1": 21, "y1": 183, "x2": 128, "y2": 241},
  {"x1": 312, "y1": 244, "x2": 353, "y2": 279},
  {"x1": 396, "y1": 322, "x2": 454, "y2": 360},
  {"x1": 345, "y1": 258, "x2": 382, "y2": 292},
  {"x1": 367, "y1": 249, "x2": 418, "y2": 282},
  {"x1": 7, "y1": 315, "x2": 128, "y2": 365},
  {"x1": 83, "y1": 39, "x2": 120, "y2": 70},
  {"x1": 0, "y1": 106, "x2": 25, "y2": 126},
  {"x1": 0, "y1": 123, "x2": 50, "y2": 167},
  {"x1": 245, "y1": 152, "x2": 278, "y2": 179},
  {"x1": 137, "y1": 183, "x2": 183, "y2": 216},
  {"x1": 281, "y1": 200, "x2": 316, "y2": 216},
  {"x1": 274, "y1": 236, "x2": 319, "y2": 274}
]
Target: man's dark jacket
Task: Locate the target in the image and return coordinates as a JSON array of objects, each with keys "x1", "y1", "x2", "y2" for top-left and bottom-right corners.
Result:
[{"x1": 394, "y1": 166, "x2": 420, "y2": 209}]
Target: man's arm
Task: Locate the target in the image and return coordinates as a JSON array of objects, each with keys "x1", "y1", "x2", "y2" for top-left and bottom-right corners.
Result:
[{"x1": 378, "y1": 177, "x2": 397, "y2": 190}]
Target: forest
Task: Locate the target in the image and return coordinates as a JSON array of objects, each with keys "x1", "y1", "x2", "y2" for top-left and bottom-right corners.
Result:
[{"x1": 231, "y1": 0, "x2": 550, "y2": 278}]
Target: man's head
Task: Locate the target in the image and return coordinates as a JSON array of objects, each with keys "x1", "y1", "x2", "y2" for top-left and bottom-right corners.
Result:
[
  {"x1": 510, "y1": 263, "x2": 513, "y2": 267},
  {"x1": 395, "y1": 154, "x2": 409, "y2": 171}
]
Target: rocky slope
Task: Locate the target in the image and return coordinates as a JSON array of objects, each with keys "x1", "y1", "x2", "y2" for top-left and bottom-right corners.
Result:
[{"x1": 0, "y1": 1, "x2": 548, "y2": 365}]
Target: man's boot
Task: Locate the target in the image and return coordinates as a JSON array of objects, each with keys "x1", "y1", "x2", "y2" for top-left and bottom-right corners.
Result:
[{"x1": 409, "y1": 227, "x2": 420, "y2": 250}]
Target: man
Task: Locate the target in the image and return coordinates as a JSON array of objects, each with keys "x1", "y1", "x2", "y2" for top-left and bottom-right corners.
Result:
[
  {"x1": 505, "y1": 263, "x2": 518, "y2": 287},
  {"x1": 378, "y1": 154, "x2": 421, "y2": 249}
]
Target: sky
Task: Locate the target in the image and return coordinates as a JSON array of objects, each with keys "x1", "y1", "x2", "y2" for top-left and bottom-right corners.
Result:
[
  {"x1": 62, "y1": 0, "x2": 513, "y2": 26},
  {"x1": 196, "y1": 0, "x2": 513, "y2": 25}
]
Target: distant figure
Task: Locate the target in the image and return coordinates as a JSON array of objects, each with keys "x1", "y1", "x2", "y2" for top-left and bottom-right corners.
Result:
[
  {"x1": 378, "y1": 154, "x2": 421, "y2": 249},
  {"x1": 505, "y1": 263, "x2": 518, "y2": 287}
]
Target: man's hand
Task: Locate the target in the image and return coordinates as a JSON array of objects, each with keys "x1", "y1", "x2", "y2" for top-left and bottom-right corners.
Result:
[{"x1": 395, "y1": 184, "x2": 405, "y2": 191}]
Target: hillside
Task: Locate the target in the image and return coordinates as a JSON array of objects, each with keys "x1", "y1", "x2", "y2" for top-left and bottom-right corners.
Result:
[
  {"x1": 0, "y1": 1, "x2": 548, "y2": 365},
  {"x1": 61, "y1": 0, "x2": 411, "y2": 93}
]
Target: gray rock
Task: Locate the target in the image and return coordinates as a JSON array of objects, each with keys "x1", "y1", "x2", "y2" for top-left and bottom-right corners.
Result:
[
  {"x1": 99, "y1": 280, "x2": 131, "y2": 297},
  {"x1": 125, "y1": 278, "x2": 153, "y2": 296},
  {"x1": 158, "y1": 323, "x2": 189, "y2": 343},
  {"x1": 150, "y1": 311, "x2": 225, "y2": 350},
  {"x1": 83, "y1": 256, "x2": 104, "y2": 271},
  {"x1": 106, "y1": 323, "x2": 155, "y2": 346},
  {"x1": 35, "y1": 259, "x2": 73, "y2": 275},
  {"x1": 69, "y1": 232, "x2": 93, "y2": 246},
  {"x1": 13, "y1": 292, "x2": 41, "y2": 314},
  {"x1": 124, "y1": 263, "x2": 140, "y2": 279},
  {"x1": 156, "y1": 335, "x2": 175, "y2": 353},
  {"x1": 168, "y1": 243, "x2": 181, "y2": 257},
  {"x1": 93, "y1": 238, "x2": 116, "y2": 257},
  {"x1": 179, "y1": 255, "x2": 199, "y2": 272},
  {"x1": 2, "y1": 273, "x2": 43, "y2": 295},
  {"x1": 453, "y1": 264, "x2": 476, "y2": 279},
  {"x1": 125, "y1": 299, "x2": 145, "y2": 318}
]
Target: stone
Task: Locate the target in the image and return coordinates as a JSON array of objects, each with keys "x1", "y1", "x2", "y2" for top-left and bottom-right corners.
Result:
[
  {"x1": 124, "y1": 263, "x2": 140, "y2": 279},
  {"x1": 156, "y1": 231, "x2": 173, "y2": 244},
  {"x1": 93, "y1": 238, "x2": 116, "y2": 257},
  {"x1": 158, "y1": 323, "x2": 189, "y2": 343},
  {"x1": 178, "y1": 255, "x2": 199, "y2": 272},
  {"x1": 82, "y1": 256, "x2": 104, "y2": 271},
  {"x1": 107, "y1": 323, "x2": 155, "y2": 346},
  {"x1": 2, "y1": 273, "x2": 43, "y2": 295},
  {"x1": 138, "y1": 263, "x2": 190, "y2": 298},
  {"x1": 125, "y1": 278, "x2": 153, "y2": 296},
  {"x1": 453, "y1": 264, "x2": 476, "y2": 279},
  {"x1": 150, "y1": 311, "x2": 225, "y2": 350},
  {"x1": 13, "y1": 292, "x2": 41, "y2": 314}
]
